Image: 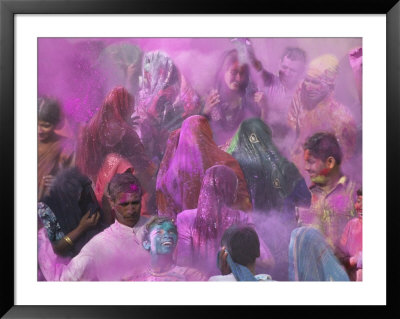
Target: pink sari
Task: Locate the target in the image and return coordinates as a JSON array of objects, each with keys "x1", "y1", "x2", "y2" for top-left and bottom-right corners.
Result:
[{"x1": 156, "y1": 115, "x2": 252, "y2": 218}]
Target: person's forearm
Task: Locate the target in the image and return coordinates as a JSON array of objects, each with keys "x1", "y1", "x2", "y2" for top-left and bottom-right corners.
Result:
[{"x1": 53, "y1": 225, "x2": 86, "y2": 255}]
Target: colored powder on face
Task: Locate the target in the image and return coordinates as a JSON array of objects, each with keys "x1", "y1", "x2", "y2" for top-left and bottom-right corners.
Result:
[{"x1": 129, "y1": 184, "x2": 139, "y2": 192}]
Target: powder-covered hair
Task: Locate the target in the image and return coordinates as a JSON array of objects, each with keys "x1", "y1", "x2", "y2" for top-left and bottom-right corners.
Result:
[
  {"x1": 107, "y1": 171, "x2": 142, "y2": 202},
  {"x1": 281, "y1": 47, "x2": 307, "y2": 63},
  {"x1": 38, "y1": 96, "x2": 63, "y2": 127},
  {"x1": 303, "y1": 132, "x2": 343, "y2": 165}
]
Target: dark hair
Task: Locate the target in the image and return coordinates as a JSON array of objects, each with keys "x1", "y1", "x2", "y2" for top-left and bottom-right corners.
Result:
[
  {"x1": 143, "y1": 217, "x2": 177, "y2": 242},
  {"x1": 303, "y1": 132, "x2": 342, "y2": 165},
  {"x1": 221, "y1": 225, "x2": 260, "y2": 267},
  {"x1": 281, "y1": 47, "x2": 306, "y2": 63},
  {"x1": 357, "y1": 188, "x2": 362, "y2": 196},
  {"x1": 107, "y1": 172, "x2": 142, "y2": 202},
  {"x1": 38, "y1": 96, "x2": 63, "y2": 126}
]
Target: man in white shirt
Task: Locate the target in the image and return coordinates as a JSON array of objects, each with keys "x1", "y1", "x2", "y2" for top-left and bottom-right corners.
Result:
[{"x1": 61, "y1": 172, "x2": 150, "y2": 281}]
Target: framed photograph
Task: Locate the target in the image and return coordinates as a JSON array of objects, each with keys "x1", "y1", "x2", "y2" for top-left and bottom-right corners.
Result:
[{"x1": 1, "y1": 0, "x2": 398, "y2": 317}]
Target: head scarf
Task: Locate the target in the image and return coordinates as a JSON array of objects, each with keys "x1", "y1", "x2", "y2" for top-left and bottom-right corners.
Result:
[
  {"x1": 137, "y1": 50, "x2": 200, "y2": 130},
  {"x1": 306, "y1": 54, "x2": 339, "y2": 86},
  {"x1": 136, "y1": 51, "x2": 201, "y2": 162},
  {"x1": 227, "y1": 118, "x2": 307, "y2": 213},
  {"x1": 156, "y1": 115, "x2": 251, "y2": 218},
  {"x1": 42, "y1": 167, "x2": 104, "y2": 256},
  {"x1": 288, "y1": 226, "x2": 350, "y2": 281},
  {"x1": 226, "y1": 253, "x2": 257, "y2": 281},
  {"x1": 76, "y1": 86, "x2": 151, "y2": 180},
  {"x1": 193, "y1": 165, "x2": 245, "y2": 257}
]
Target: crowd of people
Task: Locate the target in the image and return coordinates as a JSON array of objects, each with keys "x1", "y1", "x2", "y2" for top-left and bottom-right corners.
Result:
[{"x1": 37, "y1": 38, "x2": 362, "y2": 282}]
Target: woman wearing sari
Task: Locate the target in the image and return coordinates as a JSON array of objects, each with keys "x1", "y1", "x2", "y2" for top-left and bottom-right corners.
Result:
[
  {"x1": 76, "y1": 86, "x2": 156, "y2": 219},
  {"x1": 227, "y1": 118, "x2": 311, "y2": 215},
  {"x1": 288, "y1": 226, "x2": 349, "y2": 281},
  {"x1": 38, "y1": 168, "x2": 104, "y2": 281},
  {"x1": 156, "y1": 115, "x2": 252, "y2": 219},
  {"x1": 202, "y1": 49, "x2": 261, "y2": 147},
  {"x1": 38, "y1": 96, "x2": 75, "y2": 201},
  {"x1": 135, "y1": 50, "x2": 201, "y2": 164},
  {"x1": 227, "y1": 118, "x2": 311, "y2": 280},
  {"x1": 176, "y1": 165, "x2": 274, "y2": 277}
]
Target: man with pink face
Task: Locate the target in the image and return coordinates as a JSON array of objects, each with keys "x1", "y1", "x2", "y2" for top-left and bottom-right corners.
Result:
[
  {"x1": 300, "y1": 132, "x2": 359, "y2": 255},
  {"x1": 60, "y1": 172, "x2": 150, "y2": 281}
]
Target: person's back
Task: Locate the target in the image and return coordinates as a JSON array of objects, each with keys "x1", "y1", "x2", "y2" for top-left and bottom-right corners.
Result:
[{"x1": 208, "y1": 225, "x2": 273, "y2": 281}]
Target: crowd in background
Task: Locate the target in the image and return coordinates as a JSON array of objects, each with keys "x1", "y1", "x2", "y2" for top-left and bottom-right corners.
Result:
[{"x1": 37, "y1": 38, "x2": 363, "y2": 282}]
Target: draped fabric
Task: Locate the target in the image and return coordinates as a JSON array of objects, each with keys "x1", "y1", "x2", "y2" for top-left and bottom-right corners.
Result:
[
  {"x1": 37, "y1": 227, "x2": 70, "y2": 281},
  {"x1": 38, "y1": 134, "x2": 75, "y2": 201},
  {"x1": 288, "y1": 226, "x2": 349, "y2": 281},
  {"x1": 227, "y1": 118, "x2": 310, "y2": 214},
  {"x1": 76, "y1": 86, "x2": 154, "y2": 183},
  {"x1": 176, "y1": 165, "x2": 273, "y2": 276},
  {"x1": 136, "y1": 51, "x2": 201, "y2": 162},
  {"x1": 226, "y1": 253, "x2": 257, "y2": 281},
  {"x1": 156, "y1": 115, "x2": 252, "y2": 218},
  {"x1": 193, "y1": 165, "x2": 244, "y2": 253},
  {"x1": 94, "y1": 153, "x2": 134, "y2": 204},
  {"x1": 41, "y1": 168, "x2": 104, "y2": 257}
]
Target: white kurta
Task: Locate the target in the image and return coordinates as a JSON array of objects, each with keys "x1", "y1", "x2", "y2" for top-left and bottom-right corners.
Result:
[{"x1": 61, "y1": 217, "x2": 150, "y2": 281}]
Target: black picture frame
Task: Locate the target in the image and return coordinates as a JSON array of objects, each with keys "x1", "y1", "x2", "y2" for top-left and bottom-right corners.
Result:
[{"x1": 1, "y1": 0, "x2": 398, "y2": 317}]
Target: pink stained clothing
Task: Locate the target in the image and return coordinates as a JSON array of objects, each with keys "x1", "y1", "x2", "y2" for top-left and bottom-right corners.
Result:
[
  {"x1": 37, "y1": 227, "x2": 71, "y2": 281},
  {"x1": 303, "y1": 176, "x2": 358, "y2": 251},
  {"x1": 339, "y1": 217, "x2": 362, "y2": 258},
  {"x1": 339, "y1": 217, "x2": 362, "y2": 281},
  {"x1": 176, "y1": 209, "x2": 273, "y2": 277},
  {"x1": 94, "y1": 153, "x2": 134, "y2": 204},
  {"x1": 156, "y1": 115, "x2": 252, "y2": 218},
  {"x1": 60, "y1": 217, "x2": 150, "y2": 281},
  {"x1": 124, "y1": 265, "x2": 208, "y2": 281}
]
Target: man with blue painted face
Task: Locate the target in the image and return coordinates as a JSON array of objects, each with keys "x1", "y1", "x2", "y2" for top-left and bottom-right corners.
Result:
[{"x1": 126, "y1": 217, "x2": 207, "y2": 281}]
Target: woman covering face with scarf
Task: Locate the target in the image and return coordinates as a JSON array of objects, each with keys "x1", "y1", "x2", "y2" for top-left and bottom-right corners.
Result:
[
  {"x1": 156, "y1": 115, "x2": 252, "y2": 219},
  {"x1": 227, "y1": 118, "x2": 311, "y2": 215},
  {"x1": 135, "y1": 51, "x2": 201, "y2": 164},
  {"x1": 76, "y1": 86, "x2": 156, "y2": 217},
  {"x1": 176, "y1": 165, "x2": 274, "y2": 277}
]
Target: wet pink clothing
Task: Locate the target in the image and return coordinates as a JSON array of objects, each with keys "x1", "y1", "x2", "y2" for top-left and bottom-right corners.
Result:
[
  {"x1": 37, "y1": 227, "x2": 71, "y2": 281},
  {"x1": 60, "y1": 217, "x2": 150, "y2": 281},
  {"x1": 301, "y1": 176, "x2": 358, "y2": 251},
  {"x1": 125, "y1": 264, "x2": 208, "y2": 281}
]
